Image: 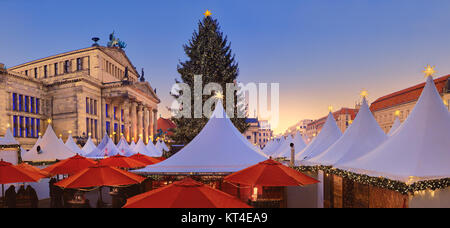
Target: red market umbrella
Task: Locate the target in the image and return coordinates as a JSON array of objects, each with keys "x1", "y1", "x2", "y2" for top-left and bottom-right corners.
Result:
[
  {"x1": 42, "y1": 154, "x2": 96, "y2": 176},
  {"x1": 54, "y1": 164, "x2": 146, "y2": 189},
  {"x1": 128, "y1": 153, "x2": 161, "y2": 165},
  {"x1": 99, "y1": 154, "x2": 147, "y2": 169},
  {"x1": 224, "y1": 159, "x2": 319, "y2": 186},
  {"x1": 0, "y1": 160, "x2": 43, "y2": 196},
  {"x1": 123, "y1": 177, "x2": 251, "y2": 208},
  {"x1": 16, "y1": 163, "x2": 50, "y2": 178}
]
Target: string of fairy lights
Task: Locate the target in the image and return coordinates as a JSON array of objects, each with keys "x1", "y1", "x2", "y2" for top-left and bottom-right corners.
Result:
[{"x1": 294, "y1": 166, "x2": 450, "y2": 195}]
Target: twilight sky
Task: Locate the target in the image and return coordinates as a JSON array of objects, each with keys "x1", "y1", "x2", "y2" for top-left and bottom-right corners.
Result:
[{"x1": 1, "y1": 0, "x2": 450, "y2": 134}]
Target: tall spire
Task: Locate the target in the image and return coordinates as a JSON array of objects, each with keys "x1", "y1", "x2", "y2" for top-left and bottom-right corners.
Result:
[{"x1": 140, "y1": 68, "x2": 145, "y2": 82}]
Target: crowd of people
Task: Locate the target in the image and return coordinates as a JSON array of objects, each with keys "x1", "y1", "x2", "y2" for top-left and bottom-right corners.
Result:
[{"x1": 2, "y1": 184, "x2": 39, "y2": 208}]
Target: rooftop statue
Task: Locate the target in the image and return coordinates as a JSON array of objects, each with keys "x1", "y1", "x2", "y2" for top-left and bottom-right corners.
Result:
[{"x1": 107, "y1": 31, "x2": 127, "y2": 49}]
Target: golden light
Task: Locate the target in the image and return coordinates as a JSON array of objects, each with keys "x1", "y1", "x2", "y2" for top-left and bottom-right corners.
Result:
[
  {"x1": 59, "y1": 134, "x2": 62, "y2": 138},
  {"x1": 395, "y1": 110, "x2": 401, "y2": 117},
  {"x1": 38, "y1": 132, "x2": 42, "y2": 136},
  {"x1": 109, "y1": 134, "x2": 112, "y2": 138},
  {"x1": 328, "y1": 105, "x2": 333, "y2": 112},
  {"x1": 360, "y1": 89, "x2": 369, "y2": 98},
  {"x1": 444, "y1": 99, "x2": 448, "y2": 106},
  {"x1": 6, "y1": 123, "x2": 10, "y2": 128},
  {"x1": 214, "y1": 91, "x2": 224, "y2": 100},
  {"x1": 312, "y1": 133, "x2": 316, "y2": 137},
  {"x1": 423, "y1": 64, "x2": 436, "y2": 77},
  {"x1": 113, "y1": 132, "x2": 116, "y2": 135},
  {"x1": 47, "y1": 118, "x2": 52, "y2": 124},
  {"x1": 68, "y1": 130, "x2": 72, "y2": 134},
  {"x1": 88, "y1": 132, "x2": 92, "y2": 136},
  {"x1": 348, "y1": 120, "x2": 353, "y2": 125},
  {"x1": 204, "y1": 10, "x2": 212, "y2": 17}
]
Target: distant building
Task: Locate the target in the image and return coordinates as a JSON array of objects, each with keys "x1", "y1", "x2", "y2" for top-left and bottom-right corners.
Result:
[
  {"x1": 284, "y1": 119, "x2": 313, "y2": 137},
  {"x1": 0, "y1": 43, "x2": 160, "y2": 148},
  {"x1": 370, "y1": 75, "x2": 450, "y2": 133},
  {"x1": 244, "y1": 118, "x2": 273, "y2": 148},
  {"x1": 306, "y1": 107, "x2": 359, "y2": 140}
]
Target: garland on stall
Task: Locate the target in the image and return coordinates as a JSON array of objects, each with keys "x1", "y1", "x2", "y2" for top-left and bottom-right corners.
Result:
[{"x1": 294, "y1": 166, "x2": 450, "y2": 195}]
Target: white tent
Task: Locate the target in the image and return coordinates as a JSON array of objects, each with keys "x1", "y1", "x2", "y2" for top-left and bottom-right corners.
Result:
[
  {"x1": 146, "y1": 140, "x2": 162, "y2": 157},
  {"x1": 262, "y1": 138, "x2": 282, "y2": 156},
  {"x1": 130, "y1": 141, "x2": 136, "y2": 150},
  {"x1": 0, "y1": 128, "x2": 19, "y2": 145},
  {"x1": 388, "y1": 116, "x2": 402, "y2": 136},
  {"x1": 272, "y1": 135, "x2": 294, "y2": 158},
  {"x1": 133, "y1": 138, "x2": 160, "y2": 157},
  {"x1": 22, "y1": 125, "x2": 75, "y2": 162},
  {"x1": 64, "y1": 134, "x2": 83, "y2": 155},
  {"x1": 85, "y1": 134, "x2": 121, "y2": 158},
  {"x1": 297, "y1": 112, "x2": 343, "y2": 162},
  {"x1": 81, "y1": 137, "x2": 97, "y2": 156},
  {"x1": 337, "y1": 76, "x2": 450, "y2": 183},
  {"x1": 133, "y1": 100, "x2": 267, "y2": 174},
  {"x1": 305, "y1": 97, "x2": 387, "y2": 166},
  {"x1": 155, "y1": 140, "x2": 165, "y2": 153},
  {"x1": 116, "y1": 136, "x2": 135, "y2": 157},
  {"x1": 276, "y1": 132, "x2": 306, "y2": 158}
]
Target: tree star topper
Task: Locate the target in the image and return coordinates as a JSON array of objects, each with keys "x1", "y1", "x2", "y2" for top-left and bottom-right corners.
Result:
[
  {"x1": 328, "y1": 105, "x2": 333, "y2": 112},
  {"x1": 204, "y1": 10, "x2": 212, "y2": 17},
  {"x1": 423, "y1": 65, "x2": 436, "y2": 77}
]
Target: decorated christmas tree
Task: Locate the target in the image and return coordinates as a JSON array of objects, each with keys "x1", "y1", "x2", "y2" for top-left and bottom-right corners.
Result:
[{"x1": 170, "y1": 10, "x2": 248, "y2": 144}]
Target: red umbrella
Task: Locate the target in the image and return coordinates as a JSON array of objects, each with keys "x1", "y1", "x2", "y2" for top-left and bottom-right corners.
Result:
[
  {"x1": 16, "y1": 163, "x2": 49, "y2": 178},
  {"x1": 99, "y1": 154, "x2": 147, "y2": 169},
  {"x1": 54, "y1": 164, "x2": 146, "y2": 189},
  {"x1": 123, "y1": 177, "x2": 251, "y2": 208},
  {"x1": 42, "y1": 154, "x2": 96, "y2": 176},
  {"x1": 224, "y1": 159, "x2": 319, "y2": 186},
  {"x1": 0, "y1": 160, "x2": 43, "y2": 196},
  {"x1": 128, "y1": 153, "x2": 161, "y2": 165}
]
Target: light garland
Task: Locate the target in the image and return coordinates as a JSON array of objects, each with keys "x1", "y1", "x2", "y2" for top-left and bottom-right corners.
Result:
[{"x1": 294, "y1": 166, "x2": 450, "y2": 195}]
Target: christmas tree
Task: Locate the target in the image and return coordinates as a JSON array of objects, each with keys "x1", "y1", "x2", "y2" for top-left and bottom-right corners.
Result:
[{"x1": 170, "y1": 11, "x2": 248, "y2": 144}]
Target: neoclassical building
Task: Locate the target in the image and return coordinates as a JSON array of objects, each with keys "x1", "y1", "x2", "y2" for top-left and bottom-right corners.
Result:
[{"x1": 0, "y1": 44, "x2": 160, "y2": 149}]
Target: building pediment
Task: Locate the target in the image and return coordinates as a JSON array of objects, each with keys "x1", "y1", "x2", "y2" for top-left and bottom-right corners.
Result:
[
  {"x1": 99, "y1": 47, "x2": 139, "y2": 76},
  {"x1": 133, "y1": 81, "x2": 160, "y2": 103}
]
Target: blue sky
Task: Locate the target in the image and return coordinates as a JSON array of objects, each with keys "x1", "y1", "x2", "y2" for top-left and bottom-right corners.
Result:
[{"x1": 1, "y1": 0, "x2": 450, "y2": 133}]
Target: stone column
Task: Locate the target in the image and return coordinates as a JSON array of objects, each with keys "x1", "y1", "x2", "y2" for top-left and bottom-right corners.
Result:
[
  {"x1": 153, "y1": 109, "x2": 158, "y2": 137},
  {"x1": 123, "y1": 100, "x2": 130, "y2": 142},
  {"x1": 130, "y1": 102, "x2": 137, "y2": 142},
  {"x1": 144, "y1": 107, "x2": 150, "y2": 144},
  {"x1": 137, "y1": 104, "x2": 143, "y2": 141},
  {"x1": 101, "y1": 98, "x2": 106, "y2": 139}
]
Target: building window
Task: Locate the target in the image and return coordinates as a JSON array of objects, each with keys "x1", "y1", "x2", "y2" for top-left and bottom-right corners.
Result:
[
  {"x1": 90, "y1": 99, "x2": 93, "y2": 115},
  {"x1": 247, "y1": 136, "x2": 251, "y2": 139},
  {"x1": 94, "y1": 119, "x2": 98, "y2": 139},
  {"x1": 121, "y1": 109, "x2": 124, "y2": 121},
  {"x1": 18, "y1": 95, "x2": 23, "y2": 111},
  {"x1": 44, "y1": 65, "x2": 48, "y2": 78},
  {"x1": 86, "y1": 98, "x2": 89, "y2": 113},
  {"x1": 105, "y1": 104, "x2": 109, "y2": 117},
  {"x1": 114, "y1": 107, "x2": 117, "y2": 120},
  {"x1": 114, "y1": 123, "x2": 118, "y2": 135},
  {"x1": 13, "y1": 116, "x2": 18, "y2": 137},
  {"x1": 19, "y1": 116, "x2": 24, "y2": 137},
  {"x1": 90, "y1": 119, "x2": 94, "y2": 137},
  {"x1": 36, "y1": 119, "x2": 40, "y2": 137},
  {"x1": 25, "y1": 117, "x2": 30, "y2": 137},
  {"x1": 30, "y1": 118, "x2": 35, "y2": 138},
  {"x1": 106, "y1": 121, "x2": 111, "y2": 135},
  {"x1": 54, "y1": 63, "x2": 58, "y2": 75},
  {"x1": 30, "y1": 97, "x2": 35, "y2": 113},
  {"x1": 36, "y1": 98, "x2": 40, "y2": 114},
  {"x1": 121, "y1": 125, "x2": 125, "y2": 135},
  {"x1": 77, "y1": 58, "x2": 82, "y2": 71},
  {"x1": 34, "y1": 68, "x2": 38, "y2": 78},
  {"x1": 64, "y1": 60, "x2": 70, "y2": 73},
  {"x1": 12, "y1": 93, "x2": 17, "y2": 111},
  {"x1": 24, "y1": 96, "x2": 29, "y2": 112},
  {"x1": 86, "y1": 118, "x2": 90, "y2": 136},
  {"x1": 25, "y1": 70, "x2": 28, "y2": 76},
  {"x1": 94, "y1": 100, "x2": 98, "y2": 115}
]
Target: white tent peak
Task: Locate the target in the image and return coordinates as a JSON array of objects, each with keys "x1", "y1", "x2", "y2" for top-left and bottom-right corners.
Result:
[
  {"x1": 0, "y1": 128, "x2": 19, "y2": 145},
  {"x1": 275, "y1": 132, "x2": 306, "y2": 158},
  {"x1": 305, "y1": 96, "x2": 387, "y2": 166},
  {"x1": 297, "y1": 111, "x2": 343, "y2": 162},
  {"x1": 117, "y1": 136, "x2": 135, "y2": 156},
  {"x1": 337, "y1": 76, "x2": 450, "y2": 182},
  {"x1": 134, "y1": 138, "x2": 159, "y2": 157},
  {"x1": 82, "y1": 136, "x2": 97, "y2": 156},
  {"x1": 65, "y1": 134, "x2": 83, "y2": 155},
  {"x1": 133, "y1": 99, "x2": 266, "y2": 174},
  {"x1": 22, "y1": 125, "x2": 75, "y2": 162},
  {"x1": 85, "y1": 134, "x2": 122, "y2": 158},
  {"x1": 388, "y1": 116, "x2": 402, "y2": 136}
]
